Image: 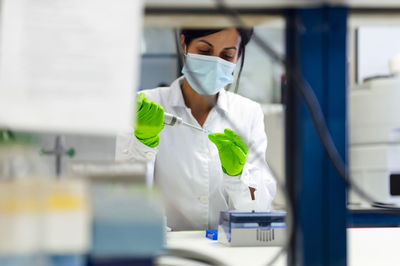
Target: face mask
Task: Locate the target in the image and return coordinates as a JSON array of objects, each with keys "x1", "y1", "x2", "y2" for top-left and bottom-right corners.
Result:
[{"x1": 181, "y1": 53, "x2": 236, "y2": 95}]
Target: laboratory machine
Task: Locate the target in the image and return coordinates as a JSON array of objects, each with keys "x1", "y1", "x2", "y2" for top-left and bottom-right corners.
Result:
[{"x1": 349, "y1": 55, "x2": 400, "y2": 206}]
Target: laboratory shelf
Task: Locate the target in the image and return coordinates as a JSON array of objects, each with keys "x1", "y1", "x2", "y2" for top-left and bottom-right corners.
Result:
[{"x1": 348, "y1": 209, "x2": 400, "y2": 228}]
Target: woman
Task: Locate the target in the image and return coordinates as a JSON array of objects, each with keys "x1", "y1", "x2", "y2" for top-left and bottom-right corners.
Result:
[{"x1": 116, "y1": 28, "x2": 276, "y2": 230}]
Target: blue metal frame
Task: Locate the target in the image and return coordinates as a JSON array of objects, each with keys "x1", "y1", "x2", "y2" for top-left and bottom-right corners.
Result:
[
  {"x1": 285, "y1": 7, "x2": 348, "y2": 266},
  {"x1": 349, "y1": 210, "x2": 400, "y2": 228}
]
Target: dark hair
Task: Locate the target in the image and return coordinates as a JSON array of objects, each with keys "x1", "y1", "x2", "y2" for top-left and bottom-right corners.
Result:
[{"x1": 180, "y1": 28, "x2": 254, "y2": 93}]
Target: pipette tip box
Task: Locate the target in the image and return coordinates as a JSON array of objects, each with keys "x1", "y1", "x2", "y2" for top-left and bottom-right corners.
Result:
[{"x1": 218, "y1": 211, "x2": 286, "y2": 247}]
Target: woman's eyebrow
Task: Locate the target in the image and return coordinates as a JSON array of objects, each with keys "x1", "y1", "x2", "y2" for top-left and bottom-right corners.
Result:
[
  {"x1": 224, "y1": 47, "x2": 237, "y2": 50},
  {"x1": 198, "y1": 40, "x2": 213, "y2": 47}
]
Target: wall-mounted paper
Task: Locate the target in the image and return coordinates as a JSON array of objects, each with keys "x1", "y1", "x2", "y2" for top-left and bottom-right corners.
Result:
[
  {"x1": 357, "y1": 26, "x2": 400, "y2": 83},
  {"x1": 0, "y1": 0, "x2": 143, "y2": 135}
]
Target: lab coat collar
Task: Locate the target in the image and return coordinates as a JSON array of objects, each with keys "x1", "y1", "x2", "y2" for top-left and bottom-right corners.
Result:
[
  {"x1": 216, "y1": 87, "x2": 229, "y2": 113},
  {"x1": 168, "y1": 76, "x2": 186, "y2": 107},
  {"x1": 169, "y1": 76, "x2": 229, "y2": 113}
]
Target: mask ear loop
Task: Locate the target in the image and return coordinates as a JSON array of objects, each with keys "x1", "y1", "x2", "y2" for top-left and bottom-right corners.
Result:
[
  {"x1": 180, "y1": 45, "x2": 188, "y2": 88},
  {"x1": 178, "y1": 44, "x2": 187, "y2": 79}
]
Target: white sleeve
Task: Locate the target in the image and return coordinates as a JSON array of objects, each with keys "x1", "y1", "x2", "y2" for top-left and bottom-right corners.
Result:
[
  {"x1": 222, "y1": 170, "x2": 257, "y2": 211},
  {"x1": 223, "y1": 105, "x2": 277, "y2": 212},
  {"x1": 115, "y1": 129, "x2": 158, "y2": 162},
  {"x1": 115, "y1": 130, "x2": 158, "y2": 186}
]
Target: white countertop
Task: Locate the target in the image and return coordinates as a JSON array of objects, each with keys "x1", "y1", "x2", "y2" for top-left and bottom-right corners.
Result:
[{"x1": 158, "y1": 228, "x2": 400, "y2": 266}]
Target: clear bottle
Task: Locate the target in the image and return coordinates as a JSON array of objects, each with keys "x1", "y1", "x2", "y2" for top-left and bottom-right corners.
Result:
[{"x1": 0, "y1": 130, "x2": 85, "y2": 266}]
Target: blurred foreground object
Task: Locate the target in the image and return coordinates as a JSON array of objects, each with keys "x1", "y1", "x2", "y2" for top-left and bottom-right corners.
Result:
[
  {"x1": 0, "y1": 178, "x2": 90, "y2": 266},
  {"x1": 0, "y1": 134, "x2": 164, "y2": 266},
  {"x1": 0, "y1": 130, "x2": 49, "y2": 180},
  {"x1": 0, "y1": 0, "x2": 143, "y2": 135},
  {"x1": 70, "y1": 161, "x2": 164, "y2": 266}
]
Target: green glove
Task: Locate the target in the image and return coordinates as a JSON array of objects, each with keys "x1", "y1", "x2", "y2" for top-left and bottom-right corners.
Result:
[
  {"x1": 134, "y1": 93, "x2": 164, "y2": 148},
  {"x1": 208, "y1": 128, "x2": 249, "y2": 176}
]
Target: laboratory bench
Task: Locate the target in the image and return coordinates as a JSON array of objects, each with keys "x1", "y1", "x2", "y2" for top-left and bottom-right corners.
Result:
[{"x1": 158, "y1": 228, "x2": 400, "y2": 266}]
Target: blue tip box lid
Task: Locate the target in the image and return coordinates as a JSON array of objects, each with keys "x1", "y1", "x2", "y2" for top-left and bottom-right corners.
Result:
[{"x1": 205, "y1": 230, "x2": 218, "y2": 240}]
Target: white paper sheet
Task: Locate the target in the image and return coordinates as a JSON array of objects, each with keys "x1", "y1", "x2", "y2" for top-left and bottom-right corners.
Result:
[
  {"x1": 0, "y1": 0, "x2": 143, "y2": 135},
  {"x1": 357, "y1": 26, "x2": 400, "y2": 83}
]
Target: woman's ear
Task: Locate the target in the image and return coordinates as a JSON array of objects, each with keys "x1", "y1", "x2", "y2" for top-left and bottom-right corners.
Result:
[{"x1": 180, "y1": 34, "x2": 187, "y2": 55}]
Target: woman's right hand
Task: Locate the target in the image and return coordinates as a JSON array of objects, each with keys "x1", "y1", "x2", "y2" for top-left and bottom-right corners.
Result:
[{"x1": 134, "y1": 93, "x2": 164, "y2": 148}]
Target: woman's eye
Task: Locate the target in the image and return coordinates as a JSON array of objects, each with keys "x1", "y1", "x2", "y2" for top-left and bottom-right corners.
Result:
[
  {"x1": 222, "y1": 55, "x2": 233, "y2": 60},
  {"x1": 198, "y1": 49, "x2": 211, "y2": 55}
]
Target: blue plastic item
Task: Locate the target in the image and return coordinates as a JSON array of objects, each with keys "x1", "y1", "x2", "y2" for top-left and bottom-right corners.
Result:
[{"x1": 205, "y1": 230, "x2": 218, "y2": 240}]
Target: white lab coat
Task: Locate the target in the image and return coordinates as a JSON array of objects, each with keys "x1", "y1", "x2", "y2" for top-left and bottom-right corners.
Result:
[{"x1": 115, "y1": 76, "x2": 276, "y2": 230}]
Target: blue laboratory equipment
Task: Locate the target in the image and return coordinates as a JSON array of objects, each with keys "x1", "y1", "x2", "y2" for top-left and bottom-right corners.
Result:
[
  {"x1": 205, "y1": 230, "x2": 218, "y2": 240},
  {"x1": 218, "y1": 211, "x2": 286, "y2": 247}
]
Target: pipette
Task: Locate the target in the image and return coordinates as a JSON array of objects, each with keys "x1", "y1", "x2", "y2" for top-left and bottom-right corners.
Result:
[{"x1": 164, "y1": 112, "x2": 209, "y2": 134}]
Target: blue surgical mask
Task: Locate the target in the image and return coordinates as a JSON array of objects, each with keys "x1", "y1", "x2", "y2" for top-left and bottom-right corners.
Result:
[{"x1": 181, "y1": 53, "x2": 236, "y2": 95}]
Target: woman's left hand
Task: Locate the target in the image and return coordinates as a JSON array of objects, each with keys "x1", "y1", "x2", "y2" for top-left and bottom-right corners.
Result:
[{"x1": 208, "y1": 128, "x2": 249, "y2": 176}]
